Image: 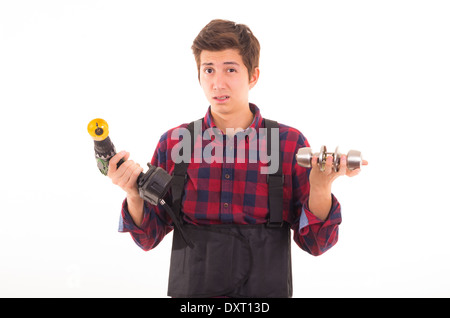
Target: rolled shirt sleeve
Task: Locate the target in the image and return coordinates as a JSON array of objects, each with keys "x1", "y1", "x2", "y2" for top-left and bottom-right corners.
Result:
[
  {"x1": 119, "y1": 198, "x2": 173, "y2": 251},
  {"x1": 295, "y1": 194, "x2": 341, "y2": 256}
]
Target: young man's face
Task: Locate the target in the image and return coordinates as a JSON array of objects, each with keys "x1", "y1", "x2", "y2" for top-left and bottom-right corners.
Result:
[{"x1": 199, "y1": 49, "x2": 259, "y2": 117}]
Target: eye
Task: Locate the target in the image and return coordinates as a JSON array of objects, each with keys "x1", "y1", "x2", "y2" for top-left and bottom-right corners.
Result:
[
  {"x1": 204, "y1": 68, "x2": 214, "y2": 74},
  {"x1": 227, "y1": 68, "x2": 236, "y2": 73}
]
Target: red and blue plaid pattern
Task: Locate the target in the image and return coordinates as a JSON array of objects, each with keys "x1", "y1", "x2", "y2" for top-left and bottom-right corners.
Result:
[{"x1": 119, "y1": 104, "x2": 341, "y2": 256}]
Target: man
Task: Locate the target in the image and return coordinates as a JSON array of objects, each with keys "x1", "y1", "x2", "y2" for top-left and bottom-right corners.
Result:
[{"x1": 108, "y1": 19, "x2": 366, "y2": 297}]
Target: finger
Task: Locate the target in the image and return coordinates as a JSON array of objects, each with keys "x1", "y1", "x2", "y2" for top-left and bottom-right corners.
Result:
[
  {"x1": 108, "y1": 151, "x2": 129, "y2": 175},
  {"x1": 116, "y1": 159, "x2": 136, "y2": 179},
  {"x1": 362, "y1": 160, "x2": 369, "y2": 166},
  {"x1": 117, "y1": 161, "x2": 137, "y2": 188},
  {"x1": 126, "y1": 164, "x2": 144, "y2": 189},
  {"x1": 122, "y1": 164, "x2": 144, "y2": 196},
  {"x1": 111, "y1": 160, "x2": 135, "y2": 185},
  {"x1": 324, "y1": 155, "x2": 333, "y2": 175},
  {"x1": 311, "y1": 155, "x2": 318, "y2": 171},
  {"x1": 347, "y1": 168, "x2": 361, "y2": 177},
  {"x1": 338, "y1": 155, "x2": 347, "y2": 176}
]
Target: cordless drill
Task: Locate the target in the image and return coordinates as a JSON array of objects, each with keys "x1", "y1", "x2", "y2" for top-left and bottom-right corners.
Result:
[
  {"x1": 87, "y1": 118, "x2": 124, "y2": 176},
  {"x1": 87, "y1": 118, "x2": 193, "y2": 247}
]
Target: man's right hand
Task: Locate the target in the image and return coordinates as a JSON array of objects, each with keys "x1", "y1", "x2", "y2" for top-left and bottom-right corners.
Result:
[
  {"x1": 107, "y1": 151, "x2": 144, "y2": 200},
  {"x1": 108, "y1": 151, "x2": 145, "y2": 226}
]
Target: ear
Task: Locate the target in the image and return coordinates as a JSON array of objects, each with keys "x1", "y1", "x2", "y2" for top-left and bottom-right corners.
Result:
[{"x1": 249, "y1": 67, "x2": 260, "y2": 89}]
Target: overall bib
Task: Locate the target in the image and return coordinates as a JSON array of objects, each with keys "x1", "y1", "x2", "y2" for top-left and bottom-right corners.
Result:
[{"x1": 167, "y1": 119, "x2": 292, "y2": 298}]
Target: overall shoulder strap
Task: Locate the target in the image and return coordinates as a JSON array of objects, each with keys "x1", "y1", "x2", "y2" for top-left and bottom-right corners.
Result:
[
  {"x1": 171, "y1": 118, "x2": 202, "y2": 217},
  {"x1": 264, "y1": 119, "x2": 284, "y2": 227}
]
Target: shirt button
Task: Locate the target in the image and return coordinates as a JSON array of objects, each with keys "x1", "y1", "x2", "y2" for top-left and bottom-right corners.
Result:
[
  {"x1": 223, "y1": 203, "x2": 229, "y2": 208},
  {"x1": 225, "y1": 174, "x2": 230, "y2": 179}
]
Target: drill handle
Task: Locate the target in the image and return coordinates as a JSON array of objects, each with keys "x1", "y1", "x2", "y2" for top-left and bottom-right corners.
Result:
[
  {"x1": 115, "y1": 157, "x2": 126, "y2": 170},
  {"x1": 113, "y1": 155, "x2": 144, "y2": 182}
]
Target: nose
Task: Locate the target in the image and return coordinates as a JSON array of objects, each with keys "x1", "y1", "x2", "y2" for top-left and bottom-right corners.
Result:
[{"x1": 212, "y1": 72, "x2": 226, "y2": 90}]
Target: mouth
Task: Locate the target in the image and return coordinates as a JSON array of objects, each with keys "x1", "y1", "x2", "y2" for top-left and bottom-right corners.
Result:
[{"x1": 213, "y1": 95, "x2": 230, "y2": 102}]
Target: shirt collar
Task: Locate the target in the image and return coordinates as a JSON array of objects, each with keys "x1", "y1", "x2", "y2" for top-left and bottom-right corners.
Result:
[{"x1": 203, "y1": 103, "x2": 263, "y2": 132}]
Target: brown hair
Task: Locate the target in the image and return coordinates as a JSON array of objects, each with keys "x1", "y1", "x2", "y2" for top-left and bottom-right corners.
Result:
[{"x1": 192, "y1": 19, "x2": 260, "y2": 81}]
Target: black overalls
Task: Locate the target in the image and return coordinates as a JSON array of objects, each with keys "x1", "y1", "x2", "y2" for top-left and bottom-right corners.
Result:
[{"x1": 167, "y1": 119, "x2": 293, "y2": 298}]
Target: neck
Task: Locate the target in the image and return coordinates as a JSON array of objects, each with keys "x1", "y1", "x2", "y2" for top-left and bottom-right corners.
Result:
[{"x1": 210, "y1": 105, "x2": 254, "y2": 135}]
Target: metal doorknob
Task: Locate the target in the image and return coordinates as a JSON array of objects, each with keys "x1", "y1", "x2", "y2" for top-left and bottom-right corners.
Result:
[{"x1": 296, "y1": 145, "x2": 362, "y2": 172}]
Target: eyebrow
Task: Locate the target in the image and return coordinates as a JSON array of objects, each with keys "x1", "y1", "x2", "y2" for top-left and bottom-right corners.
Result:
[{"x1": 201, "y1": 61, "x2": 240, "y2": 66}]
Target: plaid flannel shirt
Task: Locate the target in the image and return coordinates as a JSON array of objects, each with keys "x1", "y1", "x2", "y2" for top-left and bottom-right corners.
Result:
[{"x1": 119, "y1": 104, "x2": 341, "y2": 256}]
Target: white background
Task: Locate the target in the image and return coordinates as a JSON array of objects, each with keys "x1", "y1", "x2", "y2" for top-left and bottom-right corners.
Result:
[{"x1": 1, "y1": 0, "x2": 449, "y2": 297}]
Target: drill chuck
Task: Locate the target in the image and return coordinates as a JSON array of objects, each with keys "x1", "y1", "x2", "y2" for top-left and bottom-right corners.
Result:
[{"x1": 87, "y1": 118, "x2": 109, "y2": 141}]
